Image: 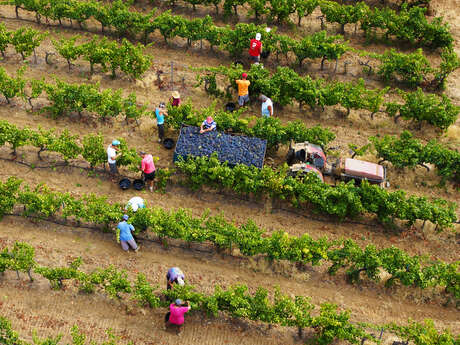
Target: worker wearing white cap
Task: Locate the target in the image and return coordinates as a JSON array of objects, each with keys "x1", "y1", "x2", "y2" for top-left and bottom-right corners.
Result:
[
  {"x1": 166, "y1": 267, "x2": 185, "y2": 290},
  {"x1": 249, "y1": 33, "x2": 262, "y2": 64},
  {"x1": 107, "y1": 140, "x2": 121, "y2": 182},
  {"x1": 125, "y1": 196, "x2": 145, "y2": 212}
]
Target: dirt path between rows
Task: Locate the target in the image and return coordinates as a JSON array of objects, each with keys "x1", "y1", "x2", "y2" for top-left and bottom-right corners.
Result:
[
  {"x1": 0, "y1": 274, "x2": 291, "y2": 345},
  {"x1": 1, "y1": 215, "x2": 459, "y2": 335},
  {"x1": 1, "y1": 147, "x2": 458, "y2": 263}
]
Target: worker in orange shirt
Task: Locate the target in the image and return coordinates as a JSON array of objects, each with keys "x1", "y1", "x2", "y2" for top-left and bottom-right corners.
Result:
[{"x1": 235, "y1": 72, "x2": 250, "y2": 107}]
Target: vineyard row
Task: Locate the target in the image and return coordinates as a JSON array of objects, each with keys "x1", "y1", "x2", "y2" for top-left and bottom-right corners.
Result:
[
  {"x1": 7, "y1": 0, "x2": 454, "y2": 51},
  {"x1": 0, "y1": 24, "x2": 153, "y2": 79},
  {"x1": 198, "y1": 63, "x2": 460, "y2": 130},
  {"x1": 0, "y1": 67, "x2": 336, "y2": 149},
  {"x1": 176, "y1": 154, "x2": 457, "y2": 228},
  {"x1": 0, "y1": 117, "x2": 457, "y2": 228},
  {"x1": 148, "y1": 0, "x2": 451, "y2": 51},
  {"x1": 1, "y1": 66, "x2": 458, "y2": 183},
  {"x1": 0, "y1": 177, "x2": 458, "y2": 300},
  {"x1": 0, "y1": 241, "x2": 458, "y2": 345},
  {"x1": 3, "y1": 0, "x2": 459, "y2": 89},
  {"x1": 359, "y1": 131, "x2": 460, "y2": 183},
  {"x1": 166, "y1": 102, "x2": 460, "y2": 183}
]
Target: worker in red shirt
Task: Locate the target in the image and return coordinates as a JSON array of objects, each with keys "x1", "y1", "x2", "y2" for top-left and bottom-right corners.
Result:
[{"x1": 249, "y1": 33, "x2": 262, "y2": 64}]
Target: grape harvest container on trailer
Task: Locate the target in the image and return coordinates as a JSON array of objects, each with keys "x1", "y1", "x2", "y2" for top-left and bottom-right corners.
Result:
[
  {"x1": 173, "y1": 126, "x2": 267, "y2": 168},
  {"x1": 287, "y1": 141, "x2": 389, "y2": 188}
]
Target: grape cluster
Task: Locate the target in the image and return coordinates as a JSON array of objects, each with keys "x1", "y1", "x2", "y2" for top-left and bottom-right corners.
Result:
[{"x1": 175, "y1": 126, "x2": 266, "y2": 168}]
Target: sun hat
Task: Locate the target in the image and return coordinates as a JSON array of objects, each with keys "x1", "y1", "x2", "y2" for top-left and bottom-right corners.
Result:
[
  {"x1": 171, "y1": 91, "x2": 180, "y2": 99},
  {"x1": 177, "y1": 277, "x2": 185, "y2": 286},
  {"x1": 206, "y1": 116, "x2": 213, "y2": 124},
  {"x1": 175, "y1": 299, "x2": 183, "y2": 306},
  {"x1": 242, "y1": 72, "x2": 248, "y2": 78},
  {"x1": 112, "y1": 140, "x2": 120, "y2": 146},
  {"x1": 255, "y1": 33, "x2": 261, "y2": 40},
  {"x1": 123, "y1": 214, "x2": 129, "y2": 220}
]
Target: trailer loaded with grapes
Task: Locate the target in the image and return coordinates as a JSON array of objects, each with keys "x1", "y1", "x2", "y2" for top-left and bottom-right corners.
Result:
[{"x1": 173, "y1": 126, "x2": 267, "y2": 168}]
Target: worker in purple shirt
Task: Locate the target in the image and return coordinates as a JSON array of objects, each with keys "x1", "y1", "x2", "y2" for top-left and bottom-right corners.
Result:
[{"x1": 166, "y1": 267, "x2": 185, "y2": 290}]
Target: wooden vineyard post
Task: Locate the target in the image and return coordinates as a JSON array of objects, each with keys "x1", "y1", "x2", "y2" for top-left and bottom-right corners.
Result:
[{"x1": 264, "y1": 195, "x2": 273, "y2": 214}]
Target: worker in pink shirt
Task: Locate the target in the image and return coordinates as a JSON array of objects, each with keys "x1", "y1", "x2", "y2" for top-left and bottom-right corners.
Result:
[
  {"x1": 139, "y1": 151, "x2": 156, "y2": 192},
  {"x1": 164, "y1": 299, "x2": 191, "y2": 335}
]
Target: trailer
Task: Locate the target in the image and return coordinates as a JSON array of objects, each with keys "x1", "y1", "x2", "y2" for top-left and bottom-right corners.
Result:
[{"x1": 173, "y1": 126, "x2": 267, "y2": 169}]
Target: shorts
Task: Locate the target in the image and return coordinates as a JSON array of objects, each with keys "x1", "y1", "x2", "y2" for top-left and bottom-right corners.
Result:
[
  {"x1": 238, "y1": 94, "x2": 249, "y2": 106},
  {"x1": 144, "y1": 170, "x2": 156, "y2": 181},
  {"x1": 109, "y1": 162, "x2": 118, "y2": 174},
  {"x1": 121, "y1": 239, "x2": 138, "y2": 251},
  {"x1": 251, "y1": 55, "x2": 260, "y2": 63}
]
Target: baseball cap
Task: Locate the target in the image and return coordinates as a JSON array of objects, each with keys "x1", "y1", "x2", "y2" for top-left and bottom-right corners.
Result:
[
  {"x1": 175, "y1": 299, "x2": 183, "y2": 306},
  {"x1": 112, "y1": 140, "x2": 120, "y2": 146},
  {"x1": 255, "y1": 33, "x2": 261, "y2": 40},
  {"x1": 242, "y1": 72, "x2": 247, "y2": 78},
  {"x1": 122, "y1": 214, "x2": 129, "y2": 220}
]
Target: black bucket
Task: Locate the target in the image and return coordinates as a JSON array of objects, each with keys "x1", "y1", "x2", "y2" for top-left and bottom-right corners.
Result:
[
  {"x1": 295, "y1": 149, "x2": 306, "y2": 162},
  {"x1": 119, "y1": 178, "x2": 131, "y2": 190},
  {"x1": 133, "y1": 179, "x2": 145, "y2": 191},
  {"x1": 225, "y1": 102, "x2": 236, "y2": 112},
  {"x1": 261, "y1": 50, "x2": 270, "y2": 59},
  {"x1": 163, "y1": 138, "x2": 175, "y2": 150}
]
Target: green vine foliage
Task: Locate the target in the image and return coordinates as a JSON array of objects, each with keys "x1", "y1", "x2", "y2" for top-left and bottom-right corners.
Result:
[
  {"x1": 175, "y1": 154, "x2": 457, "y2": 229},
  {"x1": 0, "y1": 120, "x2": 148, "y2": 173},
  {"x1": 0, "y1": 68, "x2": 150, "y2": 122},
  {"x1": 196, "y1": 64, "x2": 459, "y2": 129},
  {"x1": 0, "y1": 180, "x2": 458, "y2": 299},
  {"x1": 6, "y1": 0, "x2": 456, "y2": 71},
  {"x1": 165, "y1": 101, "x2": 335, "y2": 149},
  {"x1": 367, "y1": 131, "x2": 460, "y2": 183},
  {"x1": 0, "y1": 241, "x2": 457, "y2": 345}
]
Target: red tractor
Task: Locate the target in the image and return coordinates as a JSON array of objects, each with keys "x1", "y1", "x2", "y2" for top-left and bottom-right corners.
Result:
[{"x1": 287, "y1": 141, "x2": 388, "y2": 188}]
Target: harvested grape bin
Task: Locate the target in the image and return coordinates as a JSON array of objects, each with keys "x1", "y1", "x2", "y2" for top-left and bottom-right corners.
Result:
[{"x1": 173, "y1": 125, "x2": 267, "y2": 168}]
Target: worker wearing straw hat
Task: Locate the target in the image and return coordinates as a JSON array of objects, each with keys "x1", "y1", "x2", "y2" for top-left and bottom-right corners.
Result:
[{"x1": 170, "y1": 91, "x2": 181, "y2": 107}]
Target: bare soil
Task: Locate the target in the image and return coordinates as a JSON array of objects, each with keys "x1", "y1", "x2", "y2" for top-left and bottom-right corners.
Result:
[
  {"x1": 0, "y1": 218, "x2": 459, "y2": 344},
  {"x1": 0, "y1": 1, "x2": 459, "y2": 343}
]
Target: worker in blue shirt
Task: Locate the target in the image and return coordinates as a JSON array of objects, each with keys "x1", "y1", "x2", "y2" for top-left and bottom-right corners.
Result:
[
  {"x1": 200, "y1": 116, "x2": 216, "y2": 134},
  {"x1": 116, "y1": 215, "x2": 140, "y2": 252},
  {"x1": 155, "y1": 102, "x2": 167, "y2": 143}
]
